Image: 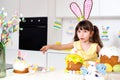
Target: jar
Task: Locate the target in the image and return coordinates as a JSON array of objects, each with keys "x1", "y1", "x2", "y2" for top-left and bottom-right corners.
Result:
[{"x1": 0, "y1": 42, "x2": 6, "y2": 78}]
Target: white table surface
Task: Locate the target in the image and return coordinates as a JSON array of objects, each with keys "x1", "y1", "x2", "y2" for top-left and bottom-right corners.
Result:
[
  {"x1": 1, "y1": 69, "x2": 83, "y2": 80},
  {"x1": 1, "y1": 69, "x2": 120, "y2": 80}
]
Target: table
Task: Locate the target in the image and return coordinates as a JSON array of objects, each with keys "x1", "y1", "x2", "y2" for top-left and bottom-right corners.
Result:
[{"x1": 1, "y1": 69, "x2": 120, "y2": 80}]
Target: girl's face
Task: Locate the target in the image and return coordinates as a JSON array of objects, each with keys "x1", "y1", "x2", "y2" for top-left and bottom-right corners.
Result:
[{"x1": 77, "y1": 28, "x2": 92, "y2": 42}]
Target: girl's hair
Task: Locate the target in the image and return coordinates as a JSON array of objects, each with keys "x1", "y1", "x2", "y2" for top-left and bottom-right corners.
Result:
[{"x1": 74, "y1": 20, "x2": 103, "y2": 48}]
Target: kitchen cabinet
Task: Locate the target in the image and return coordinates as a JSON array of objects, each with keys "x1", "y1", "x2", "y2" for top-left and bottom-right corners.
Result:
[
  {"x1": 20, "y1": 0, "x2": 48, "y2": 17},
  {"x1": 99, "y1": 0, "x2": 120, "y2": 16},
  {"x1": 56, "y1": 0, "x2": 100, "y2": 17},
  {"x1": 47, "y1": 50, "x2": 69, "y2": 70}
]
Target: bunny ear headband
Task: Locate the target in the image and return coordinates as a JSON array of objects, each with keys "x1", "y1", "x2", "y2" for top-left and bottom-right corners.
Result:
[
  {"x1": 18, "y1": 50, "x2": 27, "y2": 60},
  {"x1": 70, "y1": 0, "x2": 93, "y2": 21}
]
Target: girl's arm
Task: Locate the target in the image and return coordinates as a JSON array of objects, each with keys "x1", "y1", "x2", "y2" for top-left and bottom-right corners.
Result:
[{"x1": 40, "y1": 42, "x2": 73, "y2": 53}]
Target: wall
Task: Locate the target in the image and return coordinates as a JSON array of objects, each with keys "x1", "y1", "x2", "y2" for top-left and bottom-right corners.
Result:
[{"x1": 62, "y1": 17, "x2": 120, "y2": 48}]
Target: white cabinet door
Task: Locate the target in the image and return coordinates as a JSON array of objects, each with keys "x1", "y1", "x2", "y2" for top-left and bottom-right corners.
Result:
[
  {"x1": 47, "y1": 52, "x2": 68, "y2": 70},
  {"x1": 100, "y1": 0, "x2": 120, "y2": 16},
  {"x1": 90, "y1": 0, "x2": 100, "y2": 17},
  {"x1": 20, "y1": 0, "x2": 48, "y2": 17},
  {"x1": 56, "y1": 0, "x2": 99, "y2": 17},
  {"x1": 56, "y1": 0, "x2": 80, "y2": 17}
]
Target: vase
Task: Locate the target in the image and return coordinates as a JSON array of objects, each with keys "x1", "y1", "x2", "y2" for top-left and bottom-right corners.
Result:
[{"x1": 0, "y1": 42, "x2": 6, "y2": 78}]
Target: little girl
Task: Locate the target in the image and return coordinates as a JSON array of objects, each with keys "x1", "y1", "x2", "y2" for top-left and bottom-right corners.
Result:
[{"x1": 40, "y1": 20, "x2": 103, "y2": 65}]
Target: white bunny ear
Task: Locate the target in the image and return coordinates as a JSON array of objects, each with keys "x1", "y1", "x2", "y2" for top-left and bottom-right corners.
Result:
[
  {"x1": 70, "y1": 2, "x2": 82, "y2": 21},
  {"x1": 83, "y1": 0, "x2": 93, "y2": 19},
  {"x1": 22, "y1": 53, "x2": 27, "y2": 59}
]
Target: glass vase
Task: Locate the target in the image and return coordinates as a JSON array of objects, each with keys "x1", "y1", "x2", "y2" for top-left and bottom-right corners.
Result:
[{"x1": 0, "y1": 42, "x2": 6, "y2": 78}]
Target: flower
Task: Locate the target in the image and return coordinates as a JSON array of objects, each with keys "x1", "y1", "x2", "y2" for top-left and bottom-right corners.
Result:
[{"x1": 0, "y1": 8, "x2": 20, "y2": 45}]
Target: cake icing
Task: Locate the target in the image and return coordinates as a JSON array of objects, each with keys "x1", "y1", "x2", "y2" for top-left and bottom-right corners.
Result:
[
  {"x1": 65, "y1": 54, "x2": 83, "y2": 64},
  {"x1": 13, "y1": 57, "x2": 28, "y2": 71}
]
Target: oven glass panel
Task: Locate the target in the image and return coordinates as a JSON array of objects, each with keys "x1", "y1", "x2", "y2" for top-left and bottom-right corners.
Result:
[{"x1": 19, "y1": 17, "x2": 47, "y2": 51}]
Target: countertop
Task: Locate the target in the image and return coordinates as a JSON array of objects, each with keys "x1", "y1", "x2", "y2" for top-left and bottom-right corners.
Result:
[{"x1": 1, "y1": 69, "x2": 120, "y2": 80}]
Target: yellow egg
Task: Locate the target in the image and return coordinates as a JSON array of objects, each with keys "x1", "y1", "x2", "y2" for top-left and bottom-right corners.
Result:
[
  {"x1": 64, "y1": 69, "x2": 69, "y2": 73},
  {"x1": 75, "y1": 71, "x2": 80, "y2": 74},
  {"x1": 55, "y1": 42, "x2": 61, "y2": 45},
  {"x1": 104, "y1": 63, "x2": 113, "y2": 72},
  {"x1": 49, "y1": 66, "x2": 55, "y2": 71}
]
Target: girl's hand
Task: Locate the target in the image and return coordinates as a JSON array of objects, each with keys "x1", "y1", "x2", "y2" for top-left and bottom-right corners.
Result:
[{"x1": 40, "y1": 45, "x2": 49, "y2": 54}]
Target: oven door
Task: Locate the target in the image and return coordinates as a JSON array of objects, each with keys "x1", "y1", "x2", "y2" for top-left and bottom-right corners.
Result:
[{"x1": 19, "y1": 17, "x2": 47, "y2": 51}]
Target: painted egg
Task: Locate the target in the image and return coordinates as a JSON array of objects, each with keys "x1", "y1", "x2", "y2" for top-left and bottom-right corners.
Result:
[
  {"x1": 113, "y1": 64, "x2": 120, "y2": 72},
  {"x1": 104, "y1": 63, "x2": 112, "y2": 72}
]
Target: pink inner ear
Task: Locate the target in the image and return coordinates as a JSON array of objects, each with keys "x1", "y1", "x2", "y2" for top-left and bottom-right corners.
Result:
[
  {"x1": 18, "y1": 50, "x2": 21, "y2": 57},
  {"x1": 84, "y1": 0, "x2": 93, "y2": 19},
  {"x1": 70, "y1": 2, "x2": 82, "y2": 18}
]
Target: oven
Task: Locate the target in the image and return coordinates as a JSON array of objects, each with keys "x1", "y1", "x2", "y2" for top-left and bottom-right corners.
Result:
[{"x1": 19, "y1": 17, "x2": 47, "y2": 51}]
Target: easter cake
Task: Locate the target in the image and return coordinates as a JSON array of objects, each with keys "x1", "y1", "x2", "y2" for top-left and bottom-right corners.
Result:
[
  {"x1": 13, "y1": 51, "x2": 29, "y2": 73},
  {"x1": 65, "y1": 54, "x2": 83, "y2": 71},
  {"x1": 99, "y1": 46, "x2": 120, "y2": 72}
]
